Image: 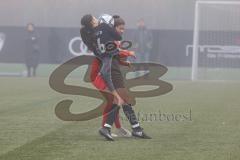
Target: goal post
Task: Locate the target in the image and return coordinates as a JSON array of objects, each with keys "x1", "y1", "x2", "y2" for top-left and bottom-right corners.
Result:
[{"x1": 192, "y1": 1, "x2": 240, "y2": 81}]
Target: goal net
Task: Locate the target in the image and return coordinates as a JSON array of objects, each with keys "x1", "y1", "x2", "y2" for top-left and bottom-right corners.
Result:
[{"x1": 192, "y1": 1, "x2": 240, "y2": 81}]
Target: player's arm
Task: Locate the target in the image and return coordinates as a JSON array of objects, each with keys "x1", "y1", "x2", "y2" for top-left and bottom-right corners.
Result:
[
  {"x1": 119, "y1": 50, "x2": 136, "y2": 58},
  {"x1": 118, "y1": 60, "x2": 131, "y2": 67}
]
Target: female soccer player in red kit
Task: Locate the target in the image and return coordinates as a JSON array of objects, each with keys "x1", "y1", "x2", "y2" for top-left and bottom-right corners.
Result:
[{"x1": 81, "y1": 14, "x2": 151, "y2": 141}]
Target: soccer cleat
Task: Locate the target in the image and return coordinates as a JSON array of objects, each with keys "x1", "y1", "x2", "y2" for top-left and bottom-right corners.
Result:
[
  {"x1": 132, "y1": 128, "x2": 152, "y2": 139},
  {"x1": 99, "y1": 127, "x2": 114, "y2": 141},
  {"x1": 111, "y1": 133, "x2": 118, "y2": 137},
  {"x1": 116, "y1": 127, "x2": 132, "y2": 137}
]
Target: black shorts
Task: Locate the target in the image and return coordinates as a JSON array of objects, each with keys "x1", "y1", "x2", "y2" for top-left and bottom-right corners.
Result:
[{"x1": 112, "y1": 71, "x2": 125, "y2": 89}]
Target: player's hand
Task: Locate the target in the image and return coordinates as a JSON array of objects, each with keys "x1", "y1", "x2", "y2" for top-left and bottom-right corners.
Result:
[
  {"x1": 126, "y1": 61, "x2": 133, "y2": 69},
  {"x1": 114, "y1": 95, "x2": 124, "y2": 106},
  {"x1": 112, "y1": 90, "x2": 125, "y2": 106},
  {"x1": 129, "y1": 51, "x2": 136, "y2": 59}
]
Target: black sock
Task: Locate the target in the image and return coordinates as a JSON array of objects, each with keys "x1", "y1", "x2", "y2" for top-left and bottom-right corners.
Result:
[
  {"x1": 122, "y1": 104, "x2": 141, "y2": 130},
  {"x1": 104, "y1": 104, "x2": 120, "y2": 128}
]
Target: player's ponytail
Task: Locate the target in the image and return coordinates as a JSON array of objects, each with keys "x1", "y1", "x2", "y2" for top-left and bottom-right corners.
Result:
[{"x1": 80, "y1": 14, "x2": 96, "y2": 51}]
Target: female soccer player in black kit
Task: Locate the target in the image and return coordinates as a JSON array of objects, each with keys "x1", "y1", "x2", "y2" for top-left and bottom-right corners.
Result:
[{"x1": 80, "y1": 14, "x2": 151, "y2": 141}]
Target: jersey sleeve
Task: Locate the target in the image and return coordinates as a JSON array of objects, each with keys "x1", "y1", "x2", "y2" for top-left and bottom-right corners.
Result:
[{"x1": 119, "y1": 50, "x2": 134, "y2": 58}]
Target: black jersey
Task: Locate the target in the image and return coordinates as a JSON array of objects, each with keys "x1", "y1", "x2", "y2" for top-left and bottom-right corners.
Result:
[
  {"x1": 92, "y1": 23, "x2": 123, "y2": 91},
  {"x1": 94, "y1": 23, "x2": 122, "y2": 57}
]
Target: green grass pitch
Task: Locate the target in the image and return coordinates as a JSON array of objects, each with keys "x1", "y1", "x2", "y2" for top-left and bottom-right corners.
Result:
[{"x1": 0, "y1": 64, "x2": 240, "y2": 160}]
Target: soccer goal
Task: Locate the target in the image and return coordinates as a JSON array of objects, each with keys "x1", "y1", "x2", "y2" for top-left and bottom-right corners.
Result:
[{"x1": 191, "y1": 1, "x2": 240, "y2": 81}]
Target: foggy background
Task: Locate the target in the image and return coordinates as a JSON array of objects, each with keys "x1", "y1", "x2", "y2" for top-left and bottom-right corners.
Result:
[
  {"x1": 1, "y1": 0, "x2": 239, "y2": 29},
  {"x1": 0, "y1": 0, "x2": 240, "y2": 80}
]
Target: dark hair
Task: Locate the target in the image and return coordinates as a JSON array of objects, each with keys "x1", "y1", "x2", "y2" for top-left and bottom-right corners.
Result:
[
  {"x1": 114, "y1": 17, "x2": 125, "y2": 28},
  {"x1": 81, "y1": 14, "x2": 93, "y2": 28},
  {"x1": 80, "y1": 14, "x2": 96, "y2": 51},
  {"x1": 112, "y1": 15, "x2": 120, "y2": 19}
]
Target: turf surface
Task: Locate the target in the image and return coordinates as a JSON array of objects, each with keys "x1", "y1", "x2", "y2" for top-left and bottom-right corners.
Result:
[{"x1": 0, "y1": 75, "x2": 240, "y2": 160}]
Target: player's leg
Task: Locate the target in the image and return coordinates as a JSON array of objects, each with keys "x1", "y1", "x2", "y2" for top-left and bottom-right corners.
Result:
[
  {"x1": 99, "y1": 102, "x2": 120, "y2": 141},
  {"x1": 116, "y1": 88, "x2": 152, "y2": 139},
  {"x1": 92, "y1": 74, "x2": 122, "y2": 130},
  {"x1": 100, "y1": 87, "x2": 133, "y2": 138},
  {"x1": 90, "y1": 58, "x2": 125, "y2": 140},
  {"x1": 97, "y1": 57, "x2": 128, "y2": 140},
  {"x1": 102, "y1": 103, "x2": 112, "y2": 128}
]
